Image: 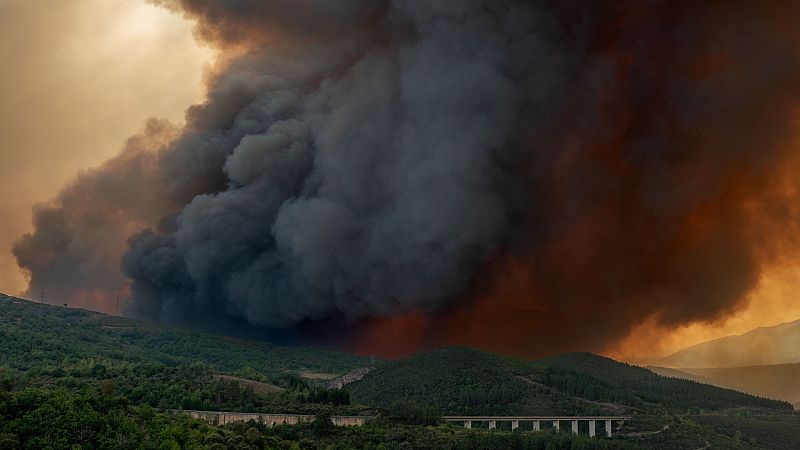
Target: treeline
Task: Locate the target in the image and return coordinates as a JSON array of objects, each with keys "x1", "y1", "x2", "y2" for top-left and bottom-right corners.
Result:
[
  {"x1": 0, "y1": 386, "x2": 639, "y2": 450},
  {"x1": 0, "y1": 387, "x2": 217, "y2": 449},
  {"x1": 256, "y1": 418, "x2": 641, "y2": 450},
  {"x1": 0, "y1": 359, "x2": 353, "y2": 416},
  {"x1": 4, "y1": 385, "x2": 785, "y2": 450}
]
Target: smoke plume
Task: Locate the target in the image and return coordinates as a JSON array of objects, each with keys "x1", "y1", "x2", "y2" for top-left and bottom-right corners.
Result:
[{"x1": 15, "y1": 0, "x2": 800, "y2": 357}]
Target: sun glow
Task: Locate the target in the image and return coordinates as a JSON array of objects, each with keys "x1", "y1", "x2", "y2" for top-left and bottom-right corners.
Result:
[
  {"x1": 611, "y1": 262, "x2": 800, "y2": 362},
  {"x1": 0, "y1": 0, "x2": 213, "y2": 297}
]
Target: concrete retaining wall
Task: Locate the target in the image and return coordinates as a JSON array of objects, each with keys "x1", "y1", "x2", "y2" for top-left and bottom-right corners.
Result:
[{"x1": 174, "y1": 410, "x2": 372, "y2": 427}]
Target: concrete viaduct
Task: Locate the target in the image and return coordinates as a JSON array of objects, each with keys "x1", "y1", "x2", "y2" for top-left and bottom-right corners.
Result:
[
  {"x1": 174, "y1": 410, "x2": 628, "y2": 437},
  {"x1": 443, "y1": 416, "x2": 630, "y2": 437}
]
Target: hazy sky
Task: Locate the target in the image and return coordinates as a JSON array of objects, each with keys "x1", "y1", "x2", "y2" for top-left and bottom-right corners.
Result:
[
  {"x1": 0, "y1": 0, "x2": 212, "y2": 294},
  {"x1": 613, "y1": 262, "x2": 800, "y2": 360}
]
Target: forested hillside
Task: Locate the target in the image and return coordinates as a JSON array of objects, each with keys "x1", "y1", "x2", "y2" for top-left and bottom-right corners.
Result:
[
  {"x1": 533, "y1": 353, "x2": 789, "y2": 411},
  {"x1": 349, "y1": 347, "x2": 635, "y2": 416},
  {"x1": 0, "y1": 295, "x2": 367, "y2": 374},
  {"x1": 650, "y1": 363, "x2": 800, "y2": 409},
  {"x1": 0, "y1": 387, "x2": 642, "y2": 450},
  {"x1": 0, "y1": 295, "x2": 367, "y2": 414},
  {"x1": 2, "y1": 296, "x2": 799, "y2": 449},
  {"x1": 0, "y1": 298, "x2": 644, "y2": 449},
  {"x1": 347, "y1": 348, "x2": 800, "y2": 449},
  {"x1": 349, "y1": 348, "x2": 790, "y2": 415}
]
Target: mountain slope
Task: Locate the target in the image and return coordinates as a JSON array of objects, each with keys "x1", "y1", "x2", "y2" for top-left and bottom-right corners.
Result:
[
  {"x1": 651, "y1": 363, "x2": 800, "y2": 408},
  {"x1": 0, "y1": 293, "x2": 374, "y2": 414},
  {"x1": 349, "y1": 347, "x2": 635, "y2": 415},
  {"x1": 646, "y1": 366, "x2": 715, "y2": 385},
  {"x1": 0, "y1": 294, "x2": 367, "y2": 376},
  {"x1": 348, "y1": 348, "x2": 791, "y2": 416},
  {"x1": 532, "y1": 352, "x2": 789, "y2": 411},
  {"x1": 3, "y1": 294, "x2": 799, "y2": 449},
  {"x1": 650, "y1": 320, "x2": 800, "y2": 368}
]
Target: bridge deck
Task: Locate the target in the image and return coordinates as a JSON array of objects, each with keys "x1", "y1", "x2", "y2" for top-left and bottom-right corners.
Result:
[
  {"x1": 170, "y1": 409, "x2": 628, "y2": 437},
  {"x1": 443, "y1": 416, "x2": 630, "y2": 420}
]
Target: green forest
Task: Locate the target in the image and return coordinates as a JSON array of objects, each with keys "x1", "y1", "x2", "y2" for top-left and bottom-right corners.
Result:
[
  {"x1": 349, "y1": 347, "x2": 788, "y2": 415},
  {"x1": 1, "y1": 296, "x2": 798, "y2": 449}
]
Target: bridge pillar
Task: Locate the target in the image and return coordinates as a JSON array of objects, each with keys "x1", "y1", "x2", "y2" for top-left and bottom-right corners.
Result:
[
  {"x1": 605, "y1": 419, "x2": 612, "y2": 437},
  {"x1": 571, "y1": 420, "x2": 578, "y2": 434},
  {"x1": 511, "y1": 420, "x2": 519, "y2": 430},
  {"x1": 533, "y1": 420, "x2": 540, "y2": 431},
  {"x1": 464, "y1": 420, "x2": 472, "y2": 429},
  {"x1": 589, "y1": 420, "x2": 596, "y2": 437},
  {"x1": 553, "y1": 420, "x2": 559, "y2": 431},
  {"x1": 489, "y1": 420, "x2": 496, "y2": 429}
]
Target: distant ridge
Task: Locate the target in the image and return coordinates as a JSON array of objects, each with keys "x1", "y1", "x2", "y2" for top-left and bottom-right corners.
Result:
[
  {"x1": 649, "y1": 319, "x2": 800, "y2": 369},
  {"x1": 650, "y1": 363, "x2": 800, "y2": 408},
  {"x1": 646, "y1": 366, "x2": 714, "y2": 385}
]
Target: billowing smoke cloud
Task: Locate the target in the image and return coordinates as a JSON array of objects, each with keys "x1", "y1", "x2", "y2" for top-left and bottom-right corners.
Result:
[
  {"x1": 14, "y1": 0, "x2": 800, "y2": 356},
  {"x1": 13, "y1": 120, "x2": 180, "y2": 308}
]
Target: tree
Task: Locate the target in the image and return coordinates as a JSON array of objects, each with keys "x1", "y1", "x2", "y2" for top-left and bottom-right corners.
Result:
[{"x1": 312, "y1": 405, "x2": 335, "y2": 435}]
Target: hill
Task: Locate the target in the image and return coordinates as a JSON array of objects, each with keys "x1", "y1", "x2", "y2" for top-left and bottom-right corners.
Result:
[
  {"x1": 349, "y1": 348, "x2": 800, "y2": 449},
  {"x1": 0, "y1": 294, "x2": 367, "y2": 374},
  {"x1": 532, "y1": 352, "x2": 790, "y2": 411},
  {"x1": 348, "y1": 348, "x2": 790, "y2": 415},
  {"x1": 650, "y1": 363, "x2": 800, "y2": 409},
  {"x1": 350, "y1": 347, "x2": 634, "y2": 416},
  {"x1": 0, "y1": 293, "x2": 368, "y2": 413},
  {"x1": 3, "y1": 294, "x2": 800, "y2": 449},
  {"x1": 648, "y1": 320, "x2": 800, "y2": 368},
  {"x1": 645, "y1": 366, "x2": 714, "y2": 385}
]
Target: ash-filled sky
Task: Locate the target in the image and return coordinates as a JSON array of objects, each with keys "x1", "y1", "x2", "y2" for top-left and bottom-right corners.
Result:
[
  {"x1": 4, "y1": 0, "x2": 800, "y2": 361},
  {"x1": 0, "y1": 0, "x2": 213, "y2": 296}
]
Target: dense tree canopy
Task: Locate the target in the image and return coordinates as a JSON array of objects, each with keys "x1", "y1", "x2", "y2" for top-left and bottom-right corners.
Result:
[{"x1": 0, "y1": 298, "x2": 797, "y2": 449}]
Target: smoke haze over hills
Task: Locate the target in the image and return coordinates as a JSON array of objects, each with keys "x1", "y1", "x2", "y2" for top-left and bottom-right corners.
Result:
[
  {"x1": 649, "y1": 319, "x2": 800, "y2": 369},
  {"x1": 12, "y1": 0, "x2": 800, "y2": 357}
]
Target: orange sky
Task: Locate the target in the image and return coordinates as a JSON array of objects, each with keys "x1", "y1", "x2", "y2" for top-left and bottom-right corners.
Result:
[
  {"x1": 0, "y1": 0, "x2": 797, "y2": 360},
  {"x1": 0, "y1": 0, "x2": 213, "y2": 296},
  {"x1": 612, "y1": 261, "x2": 800, "y2": 361}
]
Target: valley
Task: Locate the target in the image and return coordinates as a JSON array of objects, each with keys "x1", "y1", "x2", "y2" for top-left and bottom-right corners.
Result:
[{"x1": 1, "y1": 295, "x2": 799, "y2": 449}]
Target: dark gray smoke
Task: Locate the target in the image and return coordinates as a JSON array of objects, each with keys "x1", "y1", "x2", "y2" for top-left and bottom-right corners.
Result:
[
  {"x1": 14, "y1": 0, "x2": 800, "y2": 356},
  {"x1": 123, "y1": 0, "x2": 581, "y2": 327}
]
